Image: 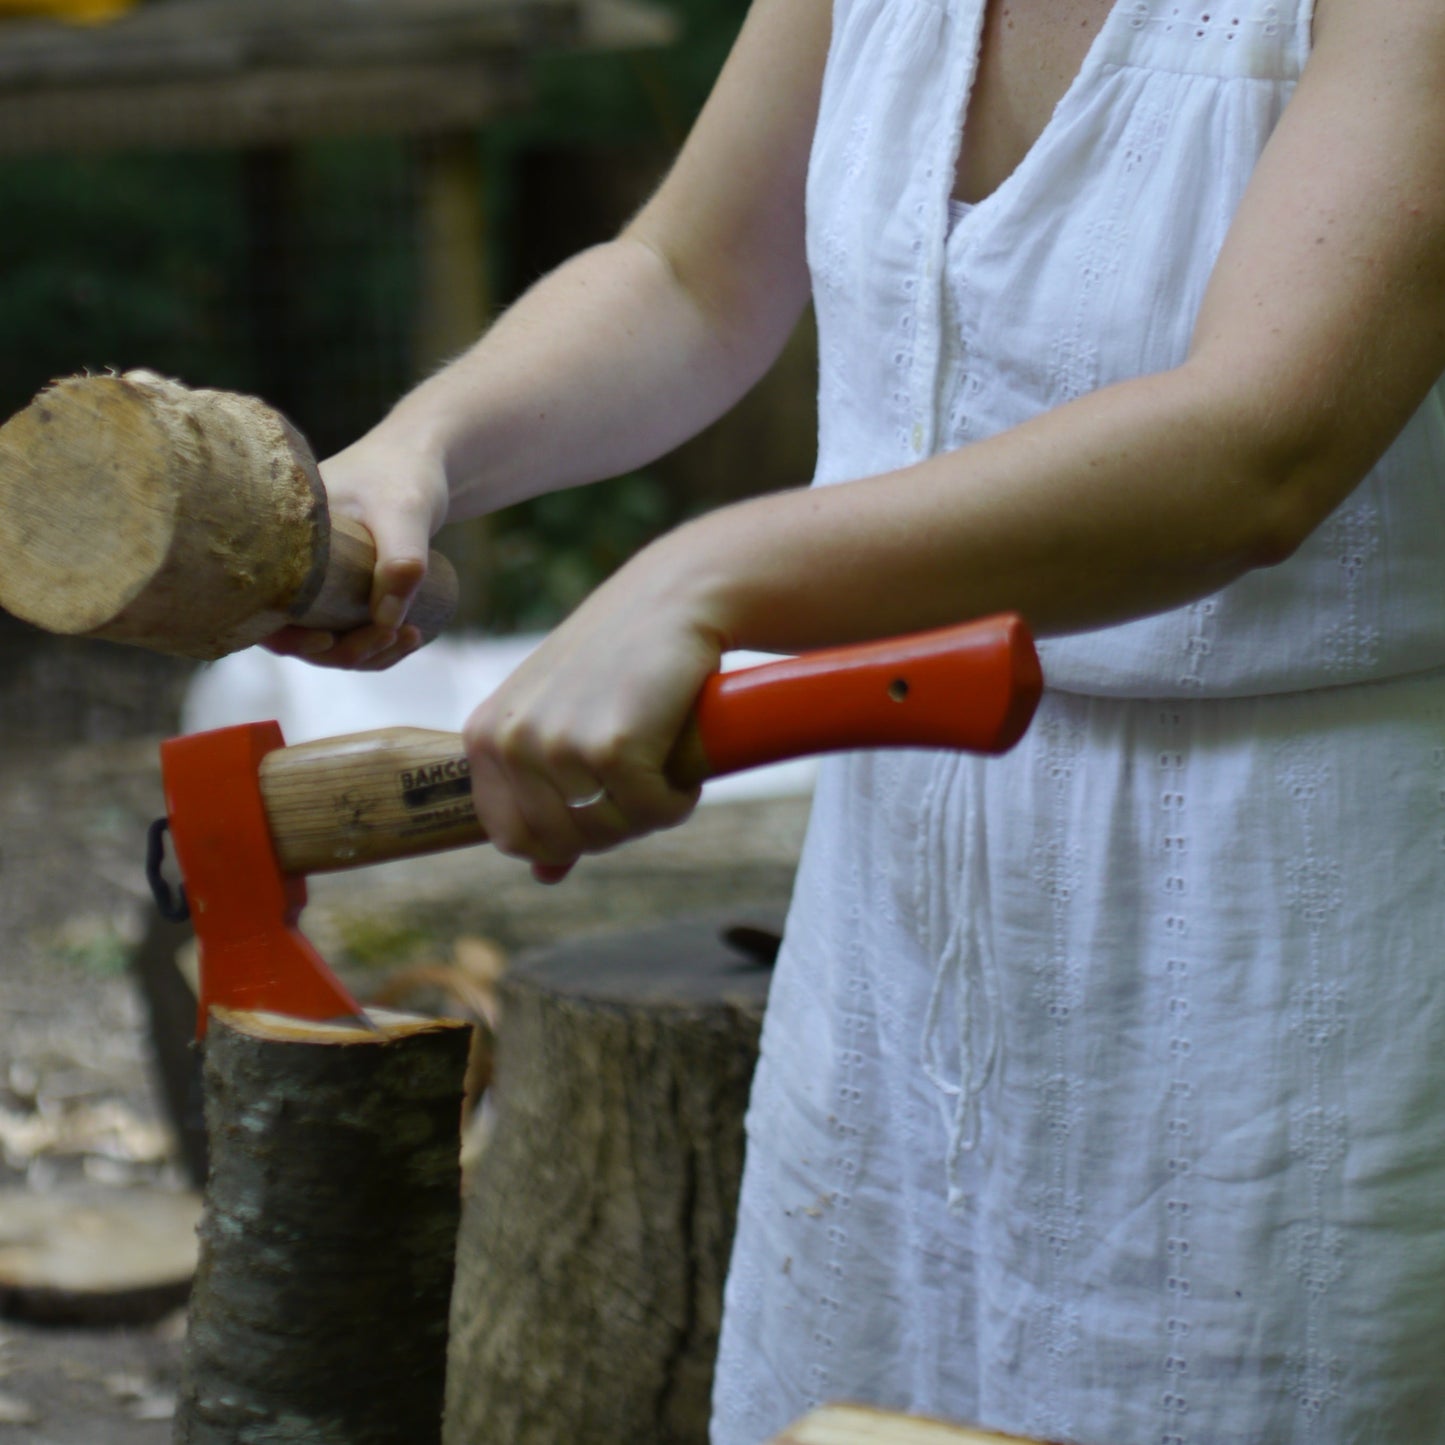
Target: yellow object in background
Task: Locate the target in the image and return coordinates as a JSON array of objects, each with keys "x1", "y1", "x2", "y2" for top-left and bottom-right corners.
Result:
[{"x1": 0, "y1": 0, "x2": 138, "y2": 24}]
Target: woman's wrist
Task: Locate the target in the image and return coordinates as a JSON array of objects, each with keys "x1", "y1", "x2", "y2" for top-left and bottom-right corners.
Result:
[{"x1": 628, "y1": 511, "x2": 751, "y2": 657}]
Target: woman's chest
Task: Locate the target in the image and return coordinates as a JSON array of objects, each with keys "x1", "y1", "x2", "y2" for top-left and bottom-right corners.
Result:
[{"x1": 954, "y1": 0, "x2": 1117, "y2": 202}]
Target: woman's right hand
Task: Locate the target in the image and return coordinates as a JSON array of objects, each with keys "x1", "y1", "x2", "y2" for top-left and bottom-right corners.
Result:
[{"x1": 264, "y1": 429, "x2": 451, "y2": 671}]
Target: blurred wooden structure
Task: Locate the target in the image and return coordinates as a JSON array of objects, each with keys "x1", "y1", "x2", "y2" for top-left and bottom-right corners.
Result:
[
  {"x1": 0, "y1": 0, "x2": 677, "y2": 378},
  {"x1": 0, "y1": 0, "x2": 136, "y2": 22}
]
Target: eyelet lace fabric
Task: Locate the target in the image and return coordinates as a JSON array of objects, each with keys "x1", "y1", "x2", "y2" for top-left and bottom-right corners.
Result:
[{"x1": 710, "y1": 2, "x2": 1445, "y2": 1443}]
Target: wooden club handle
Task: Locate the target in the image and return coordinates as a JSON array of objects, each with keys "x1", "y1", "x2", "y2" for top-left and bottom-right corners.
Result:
[
  {"x1": 258, "y1": 614, "x2": 1042, "y2": 876},
  {"x1": 294, "y1": 513, "x2": 460, "y2": 642}
]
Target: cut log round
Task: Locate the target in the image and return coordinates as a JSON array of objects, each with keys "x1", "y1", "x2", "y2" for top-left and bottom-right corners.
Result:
[
  {"x1": 0, "y1": 1186, "x2": 201, "y2": 1327},
  {"x1": 174, "y1": 1006, "x2": 472, "y2": 1445},
  {"x1": 446, "y1": 913, "x2": 775, "y2": 1445}
]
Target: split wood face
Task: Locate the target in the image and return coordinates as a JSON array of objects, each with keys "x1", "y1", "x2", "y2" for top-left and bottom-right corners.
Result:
[{"x1": 0, "y1": 370, "x2": 326, "y2": 659}]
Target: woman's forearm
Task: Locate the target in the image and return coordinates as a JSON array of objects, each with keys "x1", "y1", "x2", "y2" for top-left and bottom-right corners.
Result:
[
  {"x1": 645, "y1": 359, "x2": 1338, "y2": 655},
  {"x1": 349, "y1": 0, "x2": 826, "y2": 524},
  {"x1": 367, "y1": 230, "x2": 807, "y2": 522},
  {"x1": 290, "y1": 0, "x2": 823, "y2": 670},
  {"x1": 651, "y1": 0, "x2": 1445, "y2": 658}
]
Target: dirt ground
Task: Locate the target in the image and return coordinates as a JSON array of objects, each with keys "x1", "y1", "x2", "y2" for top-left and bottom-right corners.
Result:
[
  {"x1": 0, "y1": 675, "x2": 807, "y2": 1443},
  {"x1": 0, "y1": 731, "x2": 191, "y2": 1444}
]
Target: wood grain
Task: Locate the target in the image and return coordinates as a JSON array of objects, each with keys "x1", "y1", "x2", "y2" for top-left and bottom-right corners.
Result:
[
  {"x1": 770, "y1": 1405, "x2": 1052, "y2": 1445},
  {"x1": 445, "y1": 918, "x2": 771, "y2": 1444}
]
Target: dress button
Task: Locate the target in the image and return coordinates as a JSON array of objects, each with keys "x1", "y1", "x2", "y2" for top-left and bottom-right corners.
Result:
[{"x1": 911, "y1": 422, "x2": 925, "y2": 453}]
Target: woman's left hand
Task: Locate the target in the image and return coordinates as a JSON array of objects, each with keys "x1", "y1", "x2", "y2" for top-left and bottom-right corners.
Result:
[{"x1": 462, "y1": 536, "x2": 727, "y2": 883}]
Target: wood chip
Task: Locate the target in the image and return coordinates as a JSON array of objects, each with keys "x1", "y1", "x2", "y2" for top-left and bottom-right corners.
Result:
[
  {"x1": 0, "y1": 1097, "x2": 173, "y2": 1170},
  {"x1": 0, "y1": 1388, "x2": 38, "y2": 1426},
  {"x1": 130, "y1": 1393, "x2": 177, "y2": 1422}
]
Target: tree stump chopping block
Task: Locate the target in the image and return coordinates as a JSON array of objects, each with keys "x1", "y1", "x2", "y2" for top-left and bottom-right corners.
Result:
[
  {"x1": 445, "y1": 914, "x2": 777, "y2": 1445},
  {"x1": 174, "y1": 1007, "x2": 473, "y2": 1445}
]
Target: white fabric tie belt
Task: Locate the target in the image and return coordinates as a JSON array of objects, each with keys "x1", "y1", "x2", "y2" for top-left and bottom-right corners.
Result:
[{"x1": 920, "y1": 772, "x2": 999, "y2": 1212}]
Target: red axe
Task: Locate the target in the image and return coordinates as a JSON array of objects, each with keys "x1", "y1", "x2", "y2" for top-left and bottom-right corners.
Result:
[{"x1": 147, "y1": 614, "x2": 1044, "y2": 1036}]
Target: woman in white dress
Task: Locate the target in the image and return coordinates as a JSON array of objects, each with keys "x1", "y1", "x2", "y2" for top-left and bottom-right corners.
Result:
[{"x1": 272, "y1": 0, "x2": 1445, "y2": 1439}]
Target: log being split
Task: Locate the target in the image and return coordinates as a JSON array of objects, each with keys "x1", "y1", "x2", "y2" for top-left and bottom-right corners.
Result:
[
  {"x1": 446, "y1": 916, "x2": 774, "y2": 1445},
  {"x1": 0, "y1": 371, "x2": 457, "y2": 659},
  {"x1": 174, "y1": 1007, "x2": 472, "y2": 1445}
]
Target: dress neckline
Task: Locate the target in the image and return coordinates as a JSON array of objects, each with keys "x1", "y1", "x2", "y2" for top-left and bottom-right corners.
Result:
[{"x1": 949, "y1": 0, "x2": 1128, "y2": 212}]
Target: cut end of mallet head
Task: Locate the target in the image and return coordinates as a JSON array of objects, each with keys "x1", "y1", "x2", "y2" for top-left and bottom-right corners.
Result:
[{"x1": 0, "y1": 371, "x2": 328, "y2": 659}]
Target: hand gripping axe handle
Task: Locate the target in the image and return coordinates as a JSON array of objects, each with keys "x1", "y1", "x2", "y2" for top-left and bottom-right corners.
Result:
[{"x1": 151, "y1": 613, "x2": 1043, "y2": 1036}]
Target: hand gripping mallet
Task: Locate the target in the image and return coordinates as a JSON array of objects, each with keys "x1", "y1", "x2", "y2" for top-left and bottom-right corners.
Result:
[
  {"x1": 148, "y1": 613, "x2": 1044, "y2": 1035},
  {"x1": 0, "y1": 371, "x2": 458, "y2": 658}
]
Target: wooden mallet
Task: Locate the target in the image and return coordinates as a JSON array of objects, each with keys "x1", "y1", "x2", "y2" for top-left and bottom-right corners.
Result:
[{"x1": 0, "y1": 370, "x2": 458, "y2": 659}]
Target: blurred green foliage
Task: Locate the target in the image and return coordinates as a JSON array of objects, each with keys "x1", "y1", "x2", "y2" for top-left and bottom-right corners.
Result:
[
  {"x1": 470, "y1": 0, "x2": 750, "y2": 630},
  {"x1": 0, "y1": 151, "x2": 248, "y2": 406},
  {"x1": 483, "y1": 470, "x2": 676, "y2": 631},
  {"x1": 0, "y1": 0, "x2": 750, "y2": 633},
  {"x1": 0, "y1": 142, "x2": 419, "y2": 449}
]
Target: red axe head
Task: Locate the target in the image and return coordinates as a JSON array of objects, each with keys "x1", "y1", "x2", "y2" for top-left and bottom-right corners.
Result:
[{"x1": 155, "y1": 721, "x2": 370, "y2": 1037}]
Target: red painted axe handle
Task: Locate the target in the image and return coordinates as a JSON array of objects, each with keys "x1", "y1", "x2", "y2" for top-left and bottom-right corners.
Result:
[
  {"x1": 258, "y1": 613, "x2": 1042, "y2": 876},
  {"x1": 676, "y1": 612, "x2": 1040, "y2": 783}
]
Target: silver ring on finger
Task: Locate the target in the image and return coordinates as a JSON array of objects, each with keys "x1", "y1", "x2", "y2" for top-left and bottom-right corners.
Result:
[{"x1": 564, "y1": 786, "x2": 608, "y2": 811}]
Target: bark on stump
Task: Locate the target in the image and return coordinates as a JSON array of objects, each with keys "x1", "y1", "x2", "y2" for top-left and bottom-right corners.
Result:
[
  {"x1": 445, "y1": 915, "x2": 775, "y2": 1445},
  {"x1": 174, "y1": 1007, "x2": 472, "y2": 1445}
]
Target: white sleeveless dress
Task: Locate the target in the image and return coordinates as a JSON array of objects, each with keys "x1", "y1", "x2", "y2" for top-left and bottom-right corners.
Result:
[{"x1": 710, "y1": 3, "x2": 1445, "y2": 1443}]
